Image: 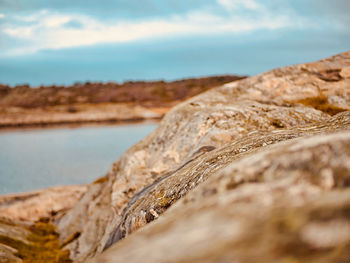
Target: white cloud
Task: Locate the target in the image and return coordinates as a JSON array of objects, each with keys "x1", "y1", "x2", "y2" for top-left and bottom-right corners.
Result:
[
  {"x1": 1, "y1": 4, "x2": 305, "y2": 56},
  {"x1": 14, "y1": 10, "x2": 48, "y2": 22},
  {"x1": 218, "y1": 0, "x2": 261, "y2": 10},
  {"x1": 0, "y1": 14, "x2": 5, "y2": 19}
]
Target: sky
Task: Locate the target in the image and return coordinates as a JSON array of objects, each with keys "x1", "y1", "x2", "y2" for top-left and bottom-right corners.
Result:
[{"x1": 0, "y1": 0, "x2": 349, "y2": 86}]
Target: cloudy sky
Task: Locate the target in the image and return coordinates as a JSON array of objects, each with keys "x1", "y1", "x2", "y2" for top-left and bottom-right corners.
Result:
[{"x1": 0, "y1": 0, "x2": 349, "y2": 86}]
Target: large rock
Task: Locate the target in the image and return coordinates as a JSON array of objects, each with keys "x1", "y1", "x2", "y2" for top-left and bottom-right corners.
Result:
[
  {"x1": 105, "y1": 112, "x2": 350, "y2": 244},
  {"x1": 91, "y1": 127, "x2": 350, "y2": 263},
  {"x1": 55, "y1": 51, "x2": 350, "y2": 262}
]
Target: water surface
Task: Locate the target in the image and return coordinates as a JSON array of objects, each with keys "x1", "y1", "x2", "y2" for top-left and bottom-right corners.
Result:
[{"x1": 0, "y1": 123, "x2": 157, "y2": 195}]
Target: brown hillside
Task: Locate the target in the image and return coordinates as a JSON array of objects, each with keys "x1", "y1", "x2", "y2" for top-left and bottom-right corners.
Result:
[{"x1": 0, "y1": 75, "x2": 245, "y2": 109}]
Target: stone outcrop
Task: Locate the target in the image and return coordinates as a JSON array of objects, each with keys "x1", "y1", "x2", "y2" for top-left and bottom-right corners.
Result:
[
  {"x1": 52, "y1": 51, "x2": 350, "y2": 262},
  {"x1": 91, "y1": 128, "x2": 350, "y2": 263},
  {"x1": 0, "y1": 185, "x2": 87, "y2": 222},
  {"x1": 0, "y1": 216, "x2": 71, "y2": 263},
  {"x1": 0, "y1": 185, "x2": 86, "y2": 262},
  {"x1": 104, "y1": 112, "x2": 350, "y2": 246}
]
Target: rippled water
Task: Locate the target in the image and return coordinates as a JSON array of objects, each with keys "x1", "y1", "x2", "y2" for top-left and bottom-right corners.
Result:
[{"x1": 0, "y1": 123, "x2": 157, "y2": 195}]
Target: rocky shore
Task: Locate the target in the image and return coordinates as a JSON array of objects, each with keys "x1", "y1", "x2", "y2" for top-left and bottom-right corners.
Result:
[
  {"x1": 1, "y1": 51, "x2": 350, "y2": 262},
  {"x1": 0, "y1": 103, "x2": 166, "y2": 129}
]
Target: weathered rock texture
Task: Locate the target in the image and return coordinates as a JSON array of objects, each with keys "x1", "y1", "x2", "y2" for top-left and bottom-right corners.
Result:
[
  {"x1": 0, "y1": 185, "x2": 87, "y2": 222},
  {"x1": 91, "y1": 129, "x2": 350, "y2": 263},
  {"x1": 106, "y1": 112, "x2": 350, "y2": 245},
  {"x1": 0, "y1": 217, "x2": 71, "y2": 263},
  {"x1": 53, "y1": 51, "x2": 350, "y2": 262}
]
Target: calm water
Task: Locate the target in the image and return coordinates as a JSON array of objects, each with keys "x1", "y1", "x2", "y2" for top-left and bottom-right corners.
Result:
[{"x1": 0, "y1": 123, "x2": 157, "y2": 195}]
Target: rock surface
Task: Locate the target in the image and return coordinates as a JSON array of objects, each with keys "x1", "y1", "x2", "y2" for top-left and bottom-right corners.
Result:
[
  {"x1": 53, "y1": 51, "x2": 350, "y2": 262},
  {"x1": 0, "y1": 185, "x2": 87, "y2": 222},
  {"x1": 105, "y1": 112, "x2": 350, "y2": 245},
  {"x1": 91, "y1": 129, "x2": 350, "y2": 263},
  {"x1": 0, "y1": 216, "x2": 71, "y2": 262}
]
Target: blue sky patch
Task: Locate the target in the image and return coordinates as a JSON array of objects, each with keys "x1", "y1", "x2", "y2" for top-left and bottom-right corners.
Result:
[{"x1": 0, "y1": 0, "x2": 349, "y2": 86}]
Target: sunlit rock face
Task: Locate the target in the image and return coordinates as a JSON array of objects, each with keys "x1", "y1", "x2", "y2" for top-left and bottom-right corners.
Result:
[
  {"x1": 91, "y1": 127, "x2": 350, "y2": 263},
  {"x1": 56, "y1": 51, "x2": 350, "y2": 262}
]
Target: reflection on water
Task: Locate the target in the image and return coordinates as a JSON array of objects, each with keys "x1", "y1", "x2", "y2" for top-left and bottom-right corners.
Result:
[{"x1": 0, "y1": 123, "x2": 157, "y2": 195}]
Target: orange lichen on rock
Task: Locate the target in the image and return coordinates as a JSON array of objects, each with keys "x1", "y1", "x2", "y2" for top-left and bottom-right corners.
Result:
[{"x1": 293, "y1": 93, "x2": 348, "y2": 116}]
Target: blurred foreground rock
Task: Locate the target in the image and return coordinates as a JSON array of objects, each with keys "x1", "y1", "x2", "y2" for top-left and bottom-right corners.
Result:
[
  {"x1": 1, "y1": 51, "x2": 350, "y2": 262},
  {"x1": 91, "y1": 128, "x2": 350, "y2": 263},
  {"x1": 0, "y1": 185, "x2": 87, "y2": 222}
]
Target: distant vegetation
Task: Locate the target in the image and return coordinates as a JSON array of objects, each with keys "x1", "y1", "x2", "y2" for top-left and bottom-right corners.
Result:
[{"x1": 0, "y1": 75, "x2": 246, "y2": 109}]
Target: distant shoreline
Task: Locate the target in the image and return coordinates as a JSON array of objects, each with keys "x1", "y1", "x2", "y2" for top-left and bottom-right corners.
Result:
[
  {"x1": 0, "y1": 75, "x2": 245, "y2": 130},
  {"x1": 0, "y1": 102, "x2": 170, "y2": 130},
  {"x1": 0, "y1": 116, "x2": 161, "y2": 132}
]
